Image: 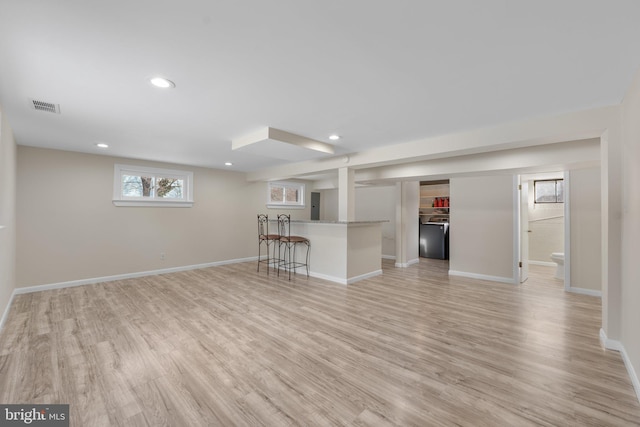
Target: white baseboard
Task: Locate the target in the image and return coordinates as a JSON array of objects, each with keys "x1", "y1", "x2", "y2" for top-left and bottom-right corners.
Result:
[
  {"x1": 381, "y1": 255, "x2": 396, "y2": 260},
  {"x1": 567, "y1": 287, "x2": 602, "y2": 298},
  {"x1": 308, "y1": 269, "x2": 383, "y2": 285},
  {"x1": 395, "y1": 258, "x2": 419, "y2": 268},
  {"x1": 13, "y1": 256, "x2": 259, "y2": 296},
  {"x1": 448, "y1": 270, "x2": 516, "y2": 285},
  {"x1": 529, "y1": 260, "x2": 556, "y2": 267},
  {"x1": 347, "y1": 269, "x2": 383, "y2": 284},
  {"x1": 0, "y1": 291, "x2": 16, "y2": 333},
  {"x1": 600, "y1": 329, "x2": 640, "y2": 404}
]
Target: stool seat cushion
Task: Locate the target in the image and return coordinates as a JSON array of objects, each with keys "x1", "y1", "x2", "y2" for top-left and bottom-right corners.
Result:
[
  {"x1": 280, "y1": 235, "x2": 309, "y2": 243},
  {"x1": 259, "y1": 234, "x2": 280, "y2": 240}
]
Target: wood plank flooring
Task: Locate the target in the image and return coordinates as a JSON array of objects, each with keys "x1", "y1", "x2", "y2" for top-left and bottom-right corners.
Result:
[{"x1": 1, "y1": 260, "x2": 639, "y2": 426}]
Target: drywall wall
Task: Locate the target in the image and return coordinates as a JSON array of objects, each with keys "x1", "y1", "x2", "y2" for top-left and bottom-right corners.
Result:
[
  {"x1": 320, "y1": 189, "x2": 338, "y2": 221},
  {"x1": 0, "y1": 107, "x2": 16, "y2": 325},
  {"x1": 621, "y1": 65, "x2": 640, "y2": 400},
  {"x1": 355, "y1": 186, "x2": 396, "y2": 258},
  {"x1": 527, "y1": 178, "x2": 564, "y2": 263},
  {"x1": 320, "y1": 186, "x2": 396, "y2": 258},
  {"x1": 449, "y1": 175, "x2": 515, "y2": 282},
  {"x1": 16, "y1": 146, "x2": 310, "y2": 287},
  {"x1": 569, "y1": 168, "x2": 601, "y2": 292}
]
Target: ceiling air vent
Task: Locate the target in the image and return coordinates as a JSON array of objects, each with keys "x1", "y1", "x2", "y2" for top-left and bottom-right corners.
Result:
[{"x1": 29, "y1": 98, "x2": 60, "y2": 114}]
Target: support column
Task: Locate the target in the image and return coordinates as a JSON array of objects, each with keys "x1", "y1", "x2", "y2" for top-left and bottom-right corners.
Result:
[
  {"x1": 601, "y1": 127, "x2": 623, "y2": 341},
  {"x1": 338, "y1": 167, "x2": 355, "y2": 222}
]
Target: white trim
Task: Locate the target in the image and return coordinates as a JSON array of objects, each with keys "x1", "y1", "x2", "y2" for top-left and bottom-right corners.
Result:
[
  {"x1": 266, "y1": 204, "x2": 305, "y2": 210},
  {"x1": 267, "y1": 181, "x2": 305, "y2": 208},
  {"x1": 347, "y1": 270, "x2": 383, "y2": 284},
  {"x1": 528, "y1": 260, "x2": 556, "y2": 267},
  {"x1": 308, "y1": 271, "x2": 348, "y2": 285},
  {"x1": 113, "y1": 163, "x2": 194, "y2": 206},
  {"x1": 113, "y1": 200, "x2": 193, "y2": 207},
  {"x1": 395, "y1": 258, "x2": 419, "y2": 268},
  {"x1": 563, "y1": 171, "x2": 572, "y2": 289},
  {"x1": 12, "y1": 257, "x2": 258, "y2": 295},
  {"x1": 308, "y1": 269, "x2": 383, "y2": 285},
  {"x1": 600, "y1": 329, "x2": 640, "y2": 404},
  {"x1": 566, "y1": 287, "x2": 602, "y2": 297},
  {"x1": 449, "y1": 270, "x2": 517, "y2": 285},
  {"x1": 381, "y1": 255, "x2": 396, "y2": 260},
  {"x1": 0, "y1": 291, "x2": 16, "y2": 332},
  {"x1": 514, "y1": 175, "x2": 522, "y2": 284}
]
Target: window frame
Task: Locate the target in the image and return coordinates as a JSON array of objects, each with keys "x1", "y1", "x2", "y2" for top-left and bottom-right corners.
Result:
[
  {"x1": 267, "y1": 181, "x2": 305, "y2": 209},
  {"x1": 534, "y1": 178, "x2": 564, "y2": 204},
  {"x1": 113, "y1": 164, "x2": 194, "y2": 207}
]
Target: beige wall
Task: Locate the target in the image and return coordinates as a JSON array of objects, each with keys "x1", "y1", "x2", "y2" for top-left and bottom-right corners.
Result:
[
  {"x1": 319, "y1": 186, "x2": 396, "y2": 258},
  {"x1": 569, "y1": 168, "x2": 602, "y2": 292},
  {"x1": 0, "y1": 107, "x2": 17, "y2": 323},
  {"x1": 450, "y1": 175, "x2": 515, "y2": 281},
  {"x1": 355, "y1": 186, "x2": 396, "y2": 258},
  {"x1": 16, "y1": 146, "x2": 309, "y2": 287},
  {"x1": 621, "y1": 65, "x2": 640, "y2": 396},
  {"x1": 320, "y1": 189, "x2": 338, "y2": 221}
]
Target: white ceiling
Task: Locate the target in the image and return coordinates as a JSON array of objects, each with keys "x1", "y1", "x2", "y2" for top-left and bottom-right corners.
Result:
[{"x1": 1, "y1": 1, "x2": 639, "y2": 173}]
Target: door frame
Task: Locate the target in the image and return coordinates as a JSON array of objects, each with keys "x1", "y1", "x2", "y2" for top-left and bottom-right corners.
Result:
[{"x1": 515, "y1": 172, "x2": 571, "y2": 287}]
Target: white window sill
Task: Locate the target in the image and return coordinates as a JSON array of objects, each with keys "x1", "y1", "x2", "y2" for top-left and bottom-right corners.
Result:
[
  {"x1": 113, "y1": 200, "x2": 194, "y2": 208},
  {"x1": 266, "y1": 204, "x2": 305, "y2": 210}
]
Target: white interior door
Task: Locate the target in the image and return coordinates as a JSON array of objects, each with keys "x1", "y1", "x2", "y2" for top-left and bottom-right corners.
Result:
[{"x1": 520, "y1": 178, "x2": 529, "y2": 283}]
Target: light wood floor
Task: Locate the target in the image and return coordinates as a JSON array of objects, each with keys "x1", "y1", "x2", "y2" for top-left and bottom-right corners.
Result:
[{"x1": 1, "y1": 260, "x2": 639, "y2": 426}]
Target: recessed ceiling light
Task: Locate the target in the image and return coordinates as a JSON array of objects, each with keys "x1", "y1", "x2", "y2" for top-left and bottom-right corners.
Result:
[
  {"x1": 149, "y1": 77, "x2": 175, "y2": 89},
  {"x1": 96, "y1": 143, "x2": 109, "y2": 149},
  {"x1": 329, "y1": 134, "x2": 340, "y2": 141},
  {"x1": 224, "y1": 162, "x2": 233, "y2": 166}
]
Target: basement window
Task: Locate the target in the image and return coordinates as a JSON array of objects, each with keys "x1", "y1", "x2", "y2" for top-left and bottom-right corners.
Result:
[
  {"x1": 267, "y1": 181, "x2": 305, "y2": 209},
  {"x1": 534, "y1": 179, "x2": 564, "y2": 203},
  {"x1": 113, "y1": 164, "x2": 194, "y2": 207}
]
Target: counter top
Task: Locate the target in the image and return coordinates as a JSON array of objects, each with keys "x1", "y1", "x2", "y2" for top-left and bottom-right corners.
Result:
[
  {"x1": 290, "y1": 219, "x2": 388, "y2": 224},
  {"x1": 268, "y1": 219, "x2": 388, "y2": 225}
]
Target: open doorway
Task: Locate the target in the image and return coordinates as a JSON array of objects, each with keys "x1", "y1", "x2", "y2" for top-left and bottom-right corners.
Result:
[{"x1": 519, "y1": 172, "x2": 567, "y2": 286}]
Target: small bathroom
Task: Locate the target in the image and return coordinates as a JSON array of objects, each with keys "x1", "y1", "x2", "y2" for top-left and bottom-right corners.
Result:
[{"x1": 524, "y1": 173, "x2": 565, "y2": 281}]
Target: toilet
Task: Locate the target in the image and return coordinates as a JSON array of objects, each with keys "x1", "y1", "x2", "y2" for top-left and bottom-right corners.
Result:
[{"x1": 550, "y1": 252, "x2": 565, "y2": 280}]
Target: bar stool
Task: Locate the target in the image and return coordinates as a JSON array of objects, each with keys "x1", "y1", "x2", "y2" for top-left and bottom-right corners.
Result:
[
  {"x1": 277, "y1": 214, "x2": 310, "y2": 280},
  {"x1": 257, "y1": 214, "x2": 280, "y2": 274}
]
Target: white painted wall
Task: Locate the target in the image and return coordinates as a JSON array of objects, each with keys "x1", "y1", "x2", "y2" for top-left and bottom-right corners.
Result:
[
  {"x1": 569, "y1": 168, "x2": 602, "y2": 292},
  {"x1": 16, "y1": 146, "x2": 310, "y2": 287},
  {"x1": 621, "y1": 65, "x2": 640, "y2": 400},
  {"x1": 355, "y1": 186, "x2": 396, "y2": 258},
  {"x1": 320, "y1": 186, "x2": 396, "y2": 258},
  {"x1": 320, "y1": 189, "x2": 338, "y2": 221},
  {"x1": 449, "y1": 175, "x2": 515, "y2": 282},
  {"x1": 0, "y1": 106, "x2": 17, "y2": 326}
]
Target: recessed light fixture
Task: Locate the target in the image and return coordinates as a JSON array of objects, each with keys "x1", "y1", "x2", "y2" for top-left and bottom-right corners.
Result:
[
  {"x1": 149, "y1": 77, "x2": 175, "y2": 89},
  {"x1": 96, "y1": 143, "x2": 109, "y2": 149},
  {"x1": 224, "y1": 162, "x2": 233, "y2": 166},
  {"x1": 329, "y1": 134, "x2": 340, "y2": 141}
]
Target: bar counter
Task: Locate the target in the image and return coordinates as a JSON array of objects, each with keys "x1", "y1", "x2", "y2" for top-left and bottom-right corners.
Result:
[{"x1": 284, "y1": 220, "x2": 387, "y2": 284}]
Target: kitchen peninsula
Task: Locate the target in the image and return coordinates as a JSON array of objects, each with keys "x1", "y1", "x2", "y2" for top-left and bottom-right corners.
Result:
[{"x1": 286, "y1": 220, "x2": 387, "y2": 284}]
